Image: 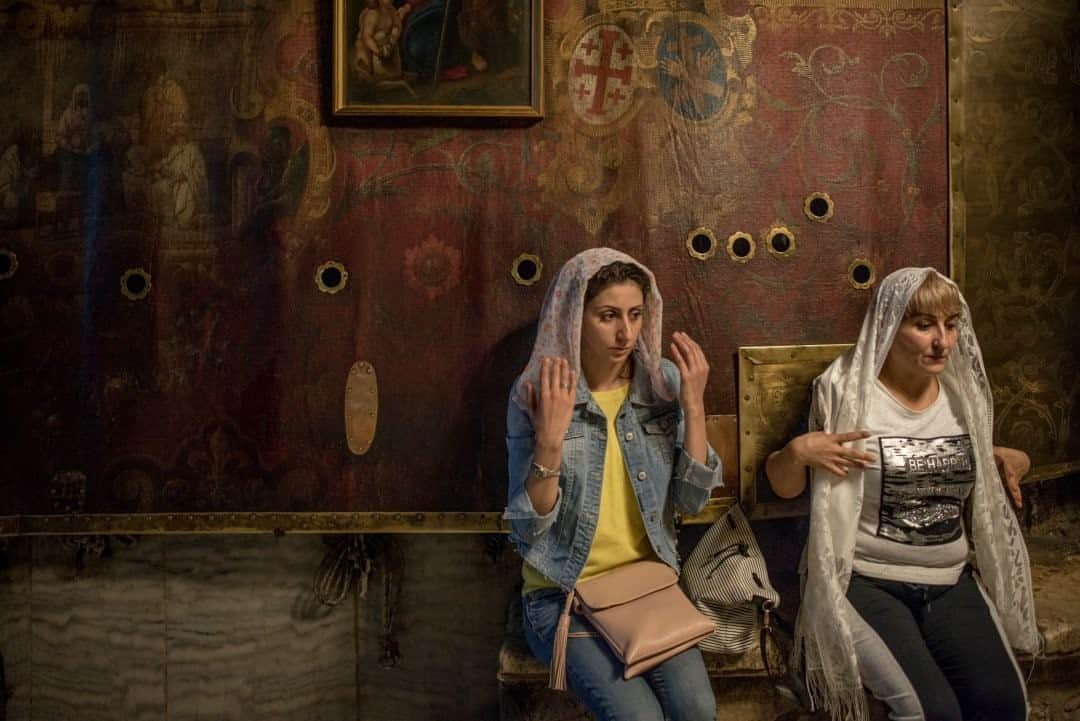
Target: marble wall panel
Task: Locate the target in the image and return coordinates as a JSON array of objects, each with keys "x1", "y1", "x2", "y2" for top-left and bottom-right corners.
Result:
[
  {"x1": 162, "y1": 535, "x2": 355, "y2": 721},
  {"x1": 0, "y1": 539, "x2": 31, "y2": 721},
  {"x1": 2, "y1": 534, "x2": 525, "y2": 721},
  {"x1": 354, "y1": 536, "x2": 519, "y2": 721},
  {"x1": 28, "y1": 536, "x2": 167, "y2": 721}
]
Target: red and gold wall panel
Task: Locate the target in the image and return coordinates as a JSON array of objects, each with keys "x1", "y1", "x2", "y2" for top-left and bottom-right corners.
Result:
[{"x1": 0, "y1": 0, "x2": 949, "y2": 528}]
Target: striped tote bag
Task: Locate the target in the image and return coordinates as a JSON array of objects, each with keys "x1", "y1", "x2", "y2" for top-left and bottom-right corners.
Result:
[{"x1": 680, "y1": 503, "x2": 780, "y2": 654}]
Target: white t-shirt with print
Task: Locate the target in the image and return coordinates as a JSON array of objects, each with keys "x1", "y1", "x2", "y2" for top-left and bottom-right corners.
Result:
[{"x1": 852, "y1": 380, "x2": 975, "y2": 585}]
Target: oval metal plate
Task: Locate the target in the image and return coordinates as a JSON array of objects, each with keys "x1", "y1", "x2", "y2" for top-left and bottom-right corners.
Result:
[{"x1": 345, "y1": 361, "x2": 378, "y2": 455}]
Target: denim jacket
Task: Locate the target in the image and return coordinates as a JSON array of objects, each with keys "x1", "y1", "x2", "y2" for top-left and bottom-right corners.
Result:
[{"x1": 503, "y1": 358, "x2": 723, "y2": 591}]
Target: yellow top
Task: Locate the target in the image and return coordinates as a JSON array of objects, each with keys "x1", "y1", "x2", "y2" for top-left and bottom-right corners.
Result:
[{"x1": 522, "y1": 383, "x2": 654, "y2": 595}]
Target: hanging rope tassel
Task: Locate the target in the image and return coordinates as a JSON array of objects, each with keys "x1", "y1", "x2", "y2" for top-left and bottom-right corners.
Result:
[{"x1": 549, "y1": 591, "x2": 576, "y2": 691}]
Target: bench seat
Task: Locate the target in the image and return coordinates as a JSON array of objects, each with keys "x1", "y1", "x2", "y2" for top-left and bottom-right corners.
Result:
[{"x1": 499, "y1": 536, "x2": 1080, "y2": 721}]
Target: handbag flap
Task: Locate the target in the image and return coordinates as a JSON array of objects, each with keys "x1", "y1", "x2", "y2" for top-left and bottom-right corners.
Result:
[{"x1": 575, "y1": 561, "x2": 678, "y2": 610}]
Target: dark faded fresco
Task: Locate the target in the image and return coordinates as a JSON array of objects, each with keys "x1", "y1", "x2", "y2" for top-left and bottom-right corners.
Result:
[
  {"x1": 339, "y1": 0, "x2": 537, "y2": 109},
  {"x1": 0, "y1": 0, "x2": 960, "y2": 520}
]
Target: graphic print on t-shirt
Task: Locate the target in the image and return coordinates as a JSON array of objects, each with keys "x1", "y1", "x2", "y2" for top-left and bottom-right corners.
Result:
[{"x1": 877, "y1": 435, "x2": 975, "y2": 545}]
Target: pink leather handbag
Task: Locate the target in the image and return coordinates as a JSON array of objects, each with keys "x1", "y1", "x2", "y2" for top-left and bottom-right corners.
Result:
[{"x1": 549, "y1": 560, "x2": 716, "y2": 690}]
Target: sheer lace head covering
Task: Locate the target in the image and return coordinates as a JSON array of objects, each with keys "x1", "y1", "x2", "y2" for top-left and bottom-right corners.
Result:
[
  {"x1": 511, "y1": 248, "x2": 673, "y2": 411},
  {"x1": 795, "y1": 267, "x2": 1041, "y2": 721}
]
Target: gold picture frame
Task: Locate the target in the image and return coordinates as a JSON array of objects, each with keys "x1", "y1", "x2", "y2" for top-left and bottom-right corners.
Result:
[{"x1": 333, "y1": 0, "x2": 543, "y2": 119}]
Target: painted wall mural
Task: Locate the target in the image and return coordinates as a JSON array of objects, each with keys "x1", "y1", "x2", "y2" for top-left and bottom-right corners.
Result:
[
  {"x1": 0, "y1": 0, "x2": 958, "y2": 525},
  {"x1": 953, "y1": 0, "x2": 1080, "y2": 475}
]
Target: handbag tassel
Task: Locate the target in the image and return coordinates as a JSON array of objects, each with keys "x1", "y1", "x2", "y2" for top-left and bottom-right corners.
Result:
[{"x1": 549, "y1": 591, "x2": 576, "y2": 691}]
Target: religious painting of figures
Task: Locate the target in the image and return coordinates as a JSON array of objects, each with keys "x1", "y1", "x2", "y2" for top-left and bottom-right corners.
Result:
[{"x1": 333, "y1": 0, "x2": 543, "y2": 117}]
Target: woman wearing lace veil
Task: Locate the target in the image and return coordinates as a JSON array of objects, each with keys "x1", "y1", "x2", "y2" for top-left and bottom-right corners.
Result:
[
  {"x1": 503, "y1": 248, "x2": 723, "y2": 721},
  {"x1": 766, "y1": 268, "x2": 1040, "y2": 721}
]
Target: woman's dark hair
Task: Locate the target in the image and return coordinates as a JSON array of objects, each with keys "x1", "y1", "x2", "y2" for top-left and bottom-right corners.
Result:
[{"x1": 584, "y1": 261, "x2": 651, "y2": 304}]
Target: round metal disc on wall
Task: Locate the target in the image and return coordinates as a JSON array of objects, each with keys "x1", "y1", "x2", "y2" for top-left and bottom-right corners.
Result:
[
  {"x1": 686, "y1": 227, "x2": 718, "y2": 261},
  {"x1": 120, "y1": 268, "x2": 152, "y2": 301},
  {"x1": 511, "y1": 253, "x2": 543, "y2": 286},
  {"x1": 726, "y1": 232, "x2": 755, "y2": 263},
  {"x1": 804, "y1": 192, "x2": 834, "y2": 223},
  {"x1": 848, "y1": 259, "x2": 877, "y2": 289},
  {"x1": 315, "y1": 261, "x2": 349, "y2": 294},
  {"x1": 765, "y1": 226, "x2": 796, "y2": 258}
]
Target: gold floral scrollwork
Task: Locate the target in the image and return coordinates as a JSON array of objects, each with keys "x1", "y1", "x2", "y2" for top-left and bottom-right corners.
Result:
[
  {"x1": 120, "y1": 268, "x2": 152, "y2": 301},
  {"x1": 848, "y1": 258, "x2": 876, "y2": 290},
  {"x1": 686, "y1": 227, "x2": 718, "y2": 261},
  {"x1": 765, "y1": 226, "x2": 796, "y2": 258},
  {"x1": 726, "y1": 231, "x2": 755, "y2": 263},
  {"x1": 511, "y1": 253, "x2": 544, "y2": 286},
  {"x1": 0, "y1": 249, "x2": 16, "y2": 280},
  {"x1": 315, "y1": 261, "x2": 349, "y2": 295},
  {"x1": 345, "y1": 361, "x2": 378, "y2": 456}
]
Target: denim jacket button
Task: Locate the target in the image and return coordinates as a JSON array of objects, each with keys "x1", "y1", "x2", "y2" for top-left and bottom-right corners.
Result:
[
  {"x1": 637, "y1": 471, "x2": 647, "y2": 481},
  {"x1": 650, "y1": 513, "x2": 657, "y2": 523},
  {"x1": 624, "y1": 432, "x2": 634, "y2": 441}
]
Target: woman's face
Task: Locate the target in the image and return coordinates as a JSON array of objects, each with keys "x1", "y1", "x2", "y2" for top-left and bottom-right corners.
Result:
[
  {"x1": 886, "y1": 311, "x2": 960, "y2": 378},
  {"x1": 580, "y1": 281, "x2": 645, "y2": 369}
]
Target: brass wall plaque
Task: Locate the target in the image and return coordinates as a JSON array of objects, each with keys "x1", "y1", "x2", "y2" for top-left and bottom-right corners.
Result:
[
  {"x1": 345, "y1": 361, "x2": 378, "y2": 455},
  {"x1": 738, "y1": 344, "x2": 850, "y2": 519}
]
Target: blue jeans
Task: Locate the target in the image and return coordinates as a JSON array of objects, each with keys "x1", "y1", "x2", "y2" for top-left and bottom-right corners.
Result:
[
  {"x1": 523, "y1": 588, "x2": 716, "y2": 721},
  {"x1": 845, "y1": 568, "x2": 1027, "y2": 721}
]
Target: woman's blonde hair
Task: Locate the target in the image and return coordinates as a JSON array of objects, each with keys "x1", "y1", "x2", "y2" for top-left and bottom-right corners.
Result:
[{"x1": 906, "y1": 272, "x2": 962, "y2": 318}]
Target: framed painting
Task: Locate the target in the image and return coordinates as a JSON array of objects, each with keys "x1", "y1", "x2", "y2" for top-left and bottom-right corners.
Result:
[{"x1": 333, "y1": 0, "x2": 543, "y2": 118}]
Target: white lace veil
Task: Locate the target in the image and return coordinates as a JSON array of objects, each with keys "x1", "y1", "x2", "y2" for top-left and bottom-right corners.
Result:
[
  {"x1": 795, "y1": 267, "x2": 1041, "y2": 721},
  {"x1": 511, "y1": 247, "x2": 673, "y2": 412}
]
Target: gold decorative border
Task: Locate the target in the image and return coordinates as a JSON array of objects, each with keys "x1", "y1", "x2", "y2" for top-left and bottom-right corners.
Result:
[
  {"x1": 759, "y1": 0, "x2": 942, "y2": 7},
  {"x1": 0, "y1": 500, "x2": 732, "y2": 537}
]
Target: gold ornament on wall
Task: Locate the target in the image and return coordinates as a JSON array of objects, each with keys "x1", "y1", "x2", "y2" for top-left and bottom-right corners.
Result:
[
  {"x1": 315, "y1": 261, "x2": 349, "y2": 294},
  {"x1": 120, "y1": 268, "x2": 152, "y2": 301},
  {"x1": 511, "y1": 253, "x2": 544, "y2": 286},
  {"x1": 686, "y1": 227, "x2": 718, "y2": 261}
]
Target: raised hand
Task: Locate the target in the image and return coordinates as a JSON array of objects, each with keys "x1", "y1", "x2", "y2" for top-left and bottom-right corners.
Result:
[
  {"x1": 669, "y1": 331, "x2": 709, "y2": 416},
  {"x1": 527, "y1": 357, "x2": 578, "y2": 450},
  {"x1": 790, "y1": 431, "x2": 876, "y2": 478},
  {"x1": 669, "y1": 331, "x2": 709, "y2": 465}
]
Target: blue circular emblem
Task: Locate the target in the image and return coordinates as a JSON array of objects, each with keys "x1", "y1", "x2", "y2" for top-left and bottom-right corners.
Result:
[{"x1": 657, "y1": 22, "x2": 727, "y2": 121}]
